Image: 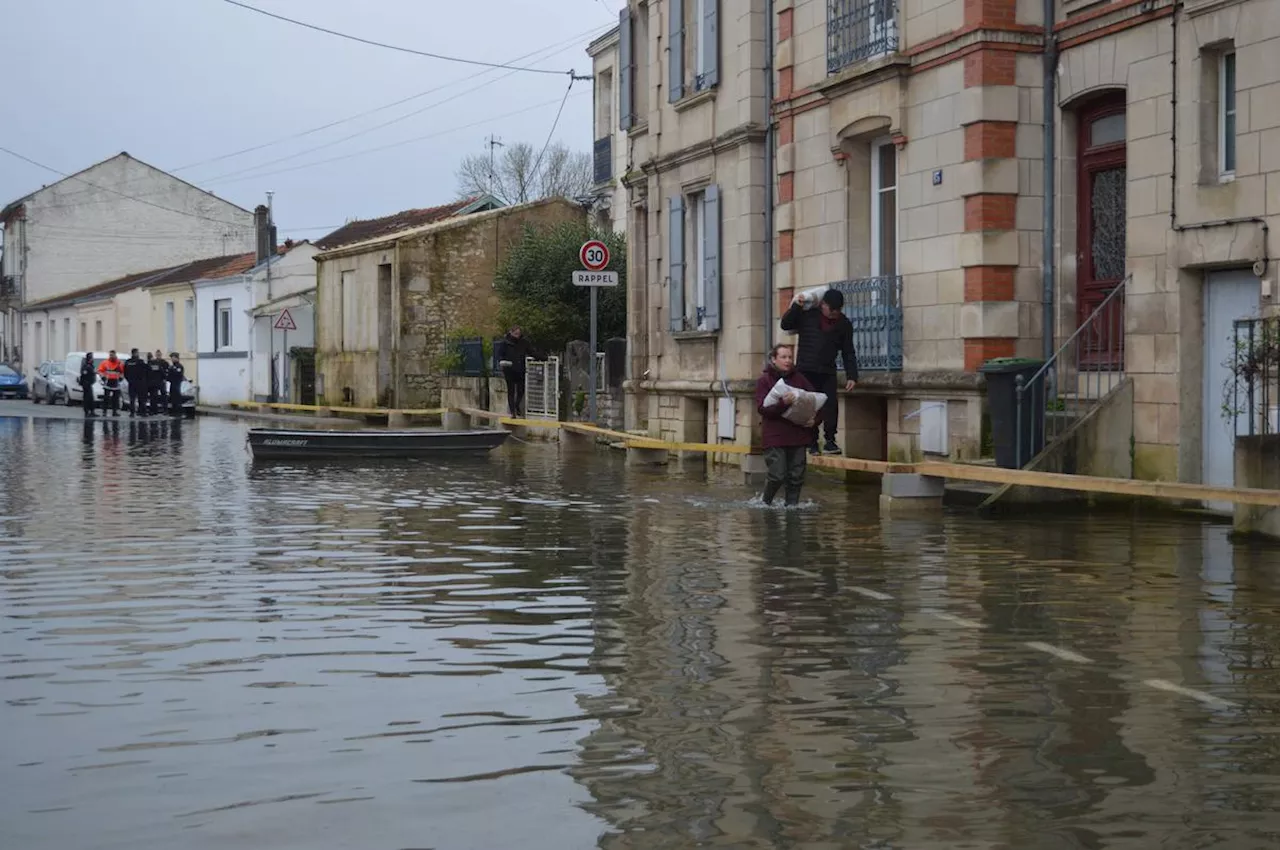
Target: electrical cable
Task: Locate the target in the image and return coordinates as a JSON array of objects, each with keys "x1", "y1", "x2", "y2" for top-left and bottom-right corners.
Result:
[
  {"x1": 527, "y1": 79, "x2": 576, "y2": 194},
  {"x1": 201, "y1": 91, "x2": 588, "y2": 187},
  {"x1": 221, "y1": 0, "x2": 578, "y2": 76}
]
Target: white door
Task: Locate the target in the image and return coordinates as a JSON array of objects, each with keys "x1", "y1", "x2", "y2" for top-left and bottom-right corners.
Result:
[{"x1": 1202, "y1": 269, "x2": 1261, "y2": 511}]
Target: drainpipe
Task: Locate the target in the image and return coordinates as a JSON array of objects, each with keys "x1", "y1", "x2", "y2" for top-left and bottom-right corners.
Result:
[
  {"x1": 764, "y1": 0, "x2": 776, "y2": 352},
  {"x1": 1041, "y1": 0, "x2": 1057, "y2": 363}
]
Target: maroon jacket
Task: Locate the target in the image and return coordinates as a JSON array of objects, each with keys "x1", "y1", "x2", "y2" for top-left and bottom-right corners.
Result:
[{"x1": 755, "y1": 364, "x2": 820, "y2": 449}]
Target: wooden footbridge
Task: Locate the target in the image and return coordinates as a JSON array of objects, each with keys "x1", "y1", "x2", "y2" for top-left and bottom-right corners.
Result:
[{"x1": 226, "y1": 401, "x2": 1280, "y2": 509}]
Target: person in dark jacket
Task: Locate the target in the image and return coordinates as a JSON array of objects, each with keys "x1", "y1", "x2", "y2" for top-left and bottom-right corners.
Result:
[
  {"x1": 499, "y1": 326, "x2": 534, "y2": 417},
  {"x1": 166, "y1": 353, "x2": 186, "y2": 417},
  {"x1": 147, "y1": 351, "x2": 167, "y2": 416},
  {"x1": 755, "y1": 343, "x2": 820, "y2": 507},
  {"x1": 123, "y1": 348, "x2": 148, "y2": 417},
  {"x1": 779, "y1": 288, "x2": 859, "y2": 455},
  {"x1": 78, "y1": 353, "x2": 97, "y2": 418}
]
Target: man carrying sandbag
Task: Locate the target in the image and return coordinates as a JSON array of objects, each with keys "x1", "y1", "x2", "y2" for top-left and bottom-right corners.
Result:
[
  {"x1": 755, "y1": 343, "x2": 821, "y2": 507},
  {"x1": 780, "y1": 288, "x2": 858, "y2": 455}
]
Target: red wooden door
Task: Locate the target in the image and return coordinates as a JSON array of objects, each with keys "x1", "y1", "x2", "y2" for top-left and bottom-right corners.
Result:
[{"x1": 1077, "y1": 94, "x2": 1127, "y2": 369}]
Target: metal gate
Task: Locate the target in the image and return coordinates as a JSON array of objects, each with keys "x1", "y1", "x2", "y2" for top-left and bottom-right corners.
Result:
[{"x1": 524, "y1": 356, "x2": 560, "y2": 420}]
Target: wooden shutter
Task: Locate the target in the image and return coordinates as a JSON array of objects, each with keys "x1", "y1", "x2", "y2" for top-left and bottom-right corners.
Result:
[
  {"x1": 702, "y1": 185, "x2": 721, "y2": 331},
  {"x1": 619, "y1": 9, "x2": 633, "y2": 130},
  {"x1": 669, "y1": 0, "x2": 684, "y2": 103},
  {"x1": 668, "y1": 195, "x2": 685, "y2": 332},
  {"x1": 700, "y1": 0, "x2": 718, "y2": 89}
]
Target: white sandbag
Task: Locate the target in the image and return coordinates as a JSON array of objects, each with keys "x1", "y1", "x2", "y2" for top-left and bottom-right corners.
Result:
[
  {"x1": 763, "y1": 377, "x2": 827, "y2": 425},
  {"x1": 795, "y1": 286, "x2": 829, "y2": 309}
]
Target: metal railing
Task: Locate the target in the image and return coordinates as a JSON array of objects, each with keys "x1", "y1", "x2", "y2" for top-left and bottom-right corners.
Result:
[
  {"x1": 593, "y1": 137, "x2": 612, "y2": 184},
  {"x1": 1014, "y1": 276, "x2": 1129, "y2": 468},
  {"x1": 1227, "y1": 316, "x2": 1280, "y2": 438},
  {"x1": 525, "y1": 356, "x2": 561, "y2": 421},
  {"x1": 829, "y1": 275, "x2": 903, "y2": 371},
  {"x1": 828, "y1": 0, "x2": 899, "y2": 73}
]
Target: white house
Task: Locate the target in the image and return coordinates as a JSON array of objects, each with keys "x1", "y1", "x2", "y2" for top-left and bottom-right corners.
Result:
[
  {"x1": 586, "y1": 24, "x2": 628, "y2": 233},
  {"x1": 194, "y1": 224, "x2": 317, "y2": 406},
  {"x1": 1, "y1": 151, "x2": 254, "y2": 371}
]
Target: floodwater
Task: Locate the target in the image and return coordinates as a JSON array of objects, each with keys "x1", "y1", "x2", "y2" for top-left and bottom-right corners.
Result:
[{"x1": 3, "y1": 415, "x2": 1280, "y2": 850}]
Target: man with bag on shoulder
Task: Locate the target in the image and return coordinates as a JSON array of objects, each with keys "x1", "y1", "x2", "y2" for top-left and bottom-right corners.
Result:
[
  {"x1": 779, "y1": 288, "x2": 858, "y2": 456},
  {"x1": 755, "y1": 343, "x2": 819, "y2": 507}
]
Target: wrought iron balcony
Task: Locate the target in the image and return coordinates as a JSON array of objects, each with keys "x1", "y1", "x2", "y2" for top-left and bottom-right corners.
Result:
[
  {"x1": 593, "y1": 137, "x2": 612, "y2": 185},
  {"x1": 828, "y1": 0, "x2": 899, "y2": 74},
  {"x1": 829, "y1": 275, "x2": 903, "y2": 371}
]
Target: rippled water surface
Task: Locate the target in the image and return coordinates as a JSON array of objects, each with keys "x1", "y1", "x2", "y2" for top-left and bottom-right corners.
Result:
[{"x1": 4, "y1": 415, "x2": 1280, "y2": 849}]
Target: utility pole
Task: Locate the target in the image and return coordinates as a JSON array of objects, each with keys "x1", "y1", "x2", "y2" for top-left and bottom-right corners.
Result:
[{"x1": 266, "y1": 191, "x2": 276, "y2": 402}]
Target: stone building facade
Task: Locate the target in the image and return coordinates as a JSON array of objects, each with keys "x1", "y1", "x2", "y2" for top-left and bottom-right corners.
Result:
[
  {"x1": 314, "y1": 198, "x2": 584, "y2": 408},
  {"x1": 618, "y1": 0, "x2": 773, "y2": 449},
  {"x1": 614, "y1": 0, "x2": 1277, "y2": 487}
]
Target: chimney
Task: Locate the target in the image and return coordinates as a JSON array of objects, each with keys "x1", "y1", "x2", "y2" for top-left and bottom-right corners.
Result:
[{"x1": 254, "y1": 204, "x2": 271, "y2": 264}]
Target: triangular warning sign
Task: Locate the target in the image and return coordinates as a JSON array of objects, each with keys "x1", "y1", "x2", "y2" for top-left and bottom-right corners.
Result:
[{"x1": 274, "y1": 308, "x2": 297, "y2": 331}]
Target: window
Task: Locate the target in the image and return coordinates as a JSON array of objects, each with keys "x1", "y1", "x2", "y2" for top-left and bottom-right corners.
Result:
[
  {"x1": 79, "y1": 322, "x2": 86, "y2": 349},
  {"x1": 185, "y1": 298, "x2": 196, "y2": 350},
  {"x1": 165, "y1": 301, "x2": 176, "y2": 351},
  {"x1": 94, "y1": 321, "x2": 103, "y2": 350},
  {"x1": 668, "y1": 0, "x2": 718, "y2": 103},
  {"x1": 871, "y1": 138, "x2": 898, "y2": 277},
  {"x1": 1220, "y1": 50, "x2": 1236, "y2": 176},
  {"x1": 63, "y1": 318, "x2": 70, "y2": 354},
  {"x1": 828, "y1": 0, "x2": 899, "y2": 74},
  {"x1": 667, "y1": 185, "x2": 721, "y2": 333},
  {"x1": 34, "y1": 321, "x2": 42, "y2": 361},
  {"x1": 214, "y1": 298, "x2": 232, "y2": 351},
  {"x1": 595, "y1": 69, "x2": 614, "y2": 183}
]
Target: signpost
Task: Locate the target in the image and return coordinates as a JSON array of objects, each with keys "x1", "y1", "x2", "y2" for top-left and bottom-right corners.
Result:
[
  {"x1": 575, "y1": 240, "x2": 615, "y2": 422},
  {"x1": 274, "y1": 309, "x2": 297, "y2": 401}
]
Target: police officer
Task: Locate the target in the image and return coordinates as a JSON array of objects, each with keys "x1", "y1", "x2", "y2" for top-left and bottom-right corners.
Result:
[
  {"x1": 149, "y1": 350, "x2": 167, "y2": 415},
  {"x1": 124, "y1": 348, "x2": 148, "y2": 417},
  {"x1": 78, "y1": 353, "x2": 97, "y2": 418},
  {"x1": 167, "y1": 352, "x2": 186, "y2": 417}
]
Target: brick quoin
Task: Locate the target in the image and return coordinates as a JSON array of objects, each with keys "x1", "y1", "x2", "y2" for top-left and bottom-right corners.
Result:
[
  {"x1": 778, "y1": 172, "x2": 795, "y2": 204},
  {"x1": 778, "y1": 7, "x2": 793, "y2": 41},
  {"x1": 964, "y1": 194, "x2": 1017, "y2": 231},
  {"x1": 964, "y1": 121, "x2": 1017, "y2": 160},
  {"x1": 779, "y1": 67, "x2": 794, "y2": 100},
  {"x1": 778, "y1": 230, "x2": 794, "y2": 261},
  {"x1": 964, "y1": 49, "x2": 1017, "y2": 87},
  {"x1": 777, "y1": 287, "x2": 795, "y2": 320},
  {"x1": 964, "y1": 0, "x2": 1017, "y2": 27},
  {"x1": 964, "y1": 338, "x2": 1016, "y2": 371},
  {"x1": 964, "y1": 266, "x2": 1016, "y2": 301},
  {"x1": 778, "y1": 115, "x2": 794, "y2": 146}
]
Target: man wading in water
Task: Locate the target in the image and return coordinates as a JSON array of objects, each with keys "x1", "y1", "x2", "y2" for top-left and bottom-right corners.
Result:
[
  {"x1": 755, "y1": 343, "x2": 819, "y2": 507},
  {"x1": 780, "y1": 289, "x2": 858, "y2": 455}
]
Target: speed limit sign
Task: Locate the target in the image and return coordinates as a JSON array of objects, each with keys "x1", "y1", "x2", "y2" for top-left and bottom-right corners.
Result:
[{"x1": 579, "y1": 240, "x2": 610, "y2": 271}]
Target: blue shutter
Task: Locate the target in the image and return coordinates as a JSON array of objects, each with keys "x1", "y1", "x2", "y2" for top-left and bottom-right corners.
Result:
[
  {"x1": 702, "y1": 185, "x2": 721, "y2": 331},
  {"x1": 668, "y1": 195, "x2": 685, "y2": 332},
  {"x1": 619, "y1": 9, "x2": 633, "y2": 130},
  {"x1": 669, "y1": 0, "x2": 684, "y2": 103},
  {"x1": 700, "y1": 0, "x2": 718, "y2": 89}
]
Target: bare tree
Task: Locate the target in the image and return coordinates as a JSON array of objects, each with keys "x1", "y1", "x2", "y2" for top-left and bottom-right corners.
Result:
[{"x1": 456, "y1": 141, "x2": 592, "y2": 205}]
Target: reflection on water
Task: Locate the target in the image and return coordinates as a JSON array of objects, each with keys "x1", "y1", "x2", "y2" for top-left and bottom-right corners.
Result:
[{"x1": 3, "y1": 416, "x2": 1280, "y2": 849}]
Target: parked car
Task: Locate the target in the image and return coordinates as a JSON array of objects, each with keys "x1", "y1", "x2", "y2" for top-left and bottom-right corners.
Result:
[
  {"x1": 31, "y1": 360, "x2": 67, "y2": 404},
  {"x1": 0, "y1": 364, "x2": 29, "y2": 399},
  {"x1": 62, "y1": 351, "x2": 198, "y2": 418}
]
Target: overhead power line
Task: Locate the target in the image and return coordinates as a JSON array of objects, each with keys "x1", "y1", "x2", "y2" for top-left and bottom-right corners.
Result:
[
  {"x1": 221, "y1": 0, "x2": 581, "y2": 77},
  {"x1": 169, "y1": 22, "x2": 608, "y2": 175},
  {"x1": 202, "y1": 91, "x2": 590, "y2": 187},
  {"x1": 0, "y1": 146, "x2": 251, "y2": 230},
  {"x1": 529, "y1": 79, "x2": 577, "y2": 187}
]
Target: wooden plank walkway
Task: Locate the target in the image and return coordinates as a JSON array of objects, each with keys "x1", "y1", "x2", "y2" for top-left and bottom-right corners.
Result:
[{"x1": 220, "y1": 401, "x2": 1279, "y2": 508}]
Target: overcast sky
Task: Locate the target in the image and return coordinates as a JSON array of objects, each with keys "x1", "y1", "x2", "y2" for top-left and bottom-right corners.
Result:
[{"x1": 0, "y1": 0, "x2": 616, "y2": 241}]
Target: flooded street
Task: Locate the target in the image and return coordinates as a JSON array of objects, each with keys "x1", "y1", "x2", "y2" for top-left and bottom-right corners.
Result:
[{"x1": 5, "y1": 414, "x2": 1280, "y2": 849}]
